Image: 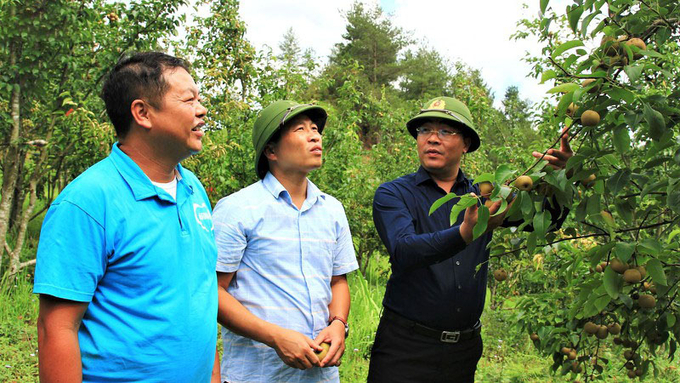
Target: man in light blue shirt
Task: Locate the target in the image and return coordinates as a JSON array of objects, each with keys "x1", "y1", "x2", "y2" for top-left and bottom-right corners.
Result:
[
  {"x1": 34, "y1": 52, "x2": 219, "y2": 382},
  {"x1": 213, "y1": 100, "x2": 359, "y2": 382}
]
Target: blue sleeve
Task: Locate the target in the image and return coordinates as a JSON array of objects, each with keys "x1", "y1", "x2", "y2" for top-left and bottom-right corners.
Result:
[
  {"x1": 372, "y1": 184, "x2": 467, "y2": 276},
  {"x1": 33, "y1": 201, "x2": 107, "y2": 302},
  {"x1": 331, "y1": 203, "x2": 359, "y2": 276},
  {"x1": 212, "y1": 198, "x2": 246, "y2": 273}
]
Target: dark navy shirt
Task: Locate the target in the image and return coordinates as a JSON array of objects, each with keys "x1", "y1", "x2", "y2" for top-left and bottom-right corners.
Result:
[
  {"x1": 374, "y1": 166, "x2": 567, "y2": 330},
  {"x1": 373, "y1": 166, "x2": 490, "y2": 330}
]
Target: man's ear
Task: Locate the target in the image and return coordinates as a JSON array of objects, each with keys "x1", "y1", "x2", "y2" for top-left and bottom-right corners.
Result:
[
  {"x1": 130, "y1": 99, "x2": 153, "y2": 130},
  {"x1": 263, "y1": 143, "x2": 277, "y2": 161},
  {"x1": 463, "y1": 137, "x2": 472, "y2": 153}
]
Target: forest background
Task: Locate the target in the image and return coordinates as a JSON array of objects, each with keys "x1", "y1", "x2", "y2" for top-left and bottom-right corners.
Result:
[{"x1": 1, "y1": 0, "x2": 679, "y2": 381}]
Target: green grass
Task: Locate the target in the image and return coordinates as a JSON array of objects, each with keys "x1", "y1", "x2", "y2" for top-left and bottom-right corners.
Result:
[
  {"x1": 2, "y1": 253, "x2": 679, "y2": 382},
  {"x1": 0, "y1": 271, "x2": 39, "y2": 383}
]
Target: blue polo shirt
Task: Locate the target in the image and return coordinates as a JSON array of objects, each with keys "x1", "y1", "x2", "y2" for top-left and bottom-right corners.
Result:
[{"x1": 34, "y1": 143, "x2": 218, "y2": 382}]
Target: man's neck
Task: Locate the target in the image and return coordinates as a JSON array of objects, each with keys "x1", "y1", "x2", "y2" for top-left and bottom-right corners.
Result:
[
  {"x1": 119, "y1": 140, "x2": 179, "y2": 183},
  {"x1": 270, "y1": 169, "x2": 309, "y2": 209},
  {"x1": 427, "y1": 166, "x2": 460, "y2": 193}
]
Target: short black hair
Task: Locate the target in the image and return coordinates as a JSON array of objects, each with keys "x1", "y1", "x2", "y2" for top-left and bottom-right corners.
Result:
[{"x1": 101, "y1": 52, "x2": 190, "y2": 138}]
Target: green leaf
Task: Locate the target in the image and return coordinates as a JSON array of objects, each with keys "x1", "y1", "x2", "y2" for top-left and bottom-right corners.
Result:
[
  {"x1": 533, "y1": 210, "x2": 551, "y2": 235},
  {"x1": 448, "y1": 195, "x2": 477, "y2": 226},
  {"x1": 540, "y1": 70, "x2": 557, "y2": 84},
  {"x1": 613, "y1": 126, "x2": 630, "y2": 153},
  {"x1": 646, "y1": 259, "x2": 667, "y2": 286},
  {"x1": 552, "y1": 40, "x2": 584, "y2": 58},
  {"x1": 494, "y1": 164, "x2": 516, "y2": 184},
  {"x1": 540, "y1": 0, "x2": 549, "y2": 14},
  {"x1": 586, "y1": 194, "x2": 601, "y2": 216},
  {"x1": 603, "y1": 267, "x2": 622, "y2": 299},
  {"x1": 490, "y1": 198, "x2": 508, "y2": 217},
  {"x1": 526, "y1": 231, "x2": 537, "y2": 255},
  {"x1": 624, "y1": 65, "x2": 643, "y2": 83},
  {"x1": 643, "y1": 103, "x2": 666, "y2": 141},
  {"x1": 429, "y1": 192, "x2": 458, "y2": 215},
  {"x1": 567, "y1": 5, "x2": 584, "y2": 34},
  {"x1": 607, "y1": 88, "x2": 635, "y2": 104},
  {"x1": 607, "y1": 169, "x2": 631, "y2": 195},
  {"x1": 614, "y1": 242, "x2": 635, "y2": 263},
  {"x1": 473, "y1": 204, "x2": 489, "y2": 241},
  {"x1": 473, "y1": 173, "x2": 495, "y2": 185},
  {"x1": 638, "y1": 238, "x2": 662, "y2": 256},
  {"x1": 595, "y1": 294, "x2": 612, "y2": 312},
  {"x1": 547, "y1": 83, "x2": 580, "y2": 94}
]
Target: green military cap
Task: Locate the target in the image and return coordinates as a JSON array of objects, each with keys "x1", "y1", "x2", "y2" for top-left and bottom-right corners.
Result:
[
  {"x1": 406, "y1": 96, "x2": 480, "y2": 153},
  {"x1": 252, "y1": 100, "x2": 327, "y2": 179}
]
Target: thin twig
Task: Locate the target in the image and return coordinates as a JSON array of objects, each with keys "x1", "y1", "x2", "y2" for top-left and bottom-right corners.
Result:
[{"x1": 491, "y1": 220, "x2": 674, "y2": 257}]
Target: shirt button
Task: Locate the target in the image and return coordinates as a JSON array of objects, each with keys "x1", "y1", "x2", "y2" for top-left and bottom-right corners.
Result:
[
  {"x1": 457, "y1": 308, "x2": 461, "y2": 312},
  {"x1": 455, "y1": 261, "x2": 460, "y2": 266},
  {"x1": 458, "y1": 285, "x2": 462, "y2": 289}
]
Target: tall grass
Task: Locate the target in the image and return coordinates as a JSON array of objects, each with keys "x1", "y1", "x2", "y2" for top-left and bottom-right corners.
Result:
[{"x1": 0, "y1": 271, "x2": 39, "y2": 382}]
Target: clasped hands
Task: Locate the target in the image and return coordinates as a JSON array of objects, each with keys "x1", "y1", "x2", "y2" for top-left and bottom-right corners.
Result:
[{"x1": 271, "y1": 320, "x2": 346, "y2": 370}]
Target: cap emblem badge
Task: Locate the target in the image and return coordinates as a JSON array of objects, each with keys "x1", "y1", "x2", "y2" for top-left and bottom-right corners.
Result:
[{"x1": 429, "y1": 99, "x2": 446, "y2": 110}]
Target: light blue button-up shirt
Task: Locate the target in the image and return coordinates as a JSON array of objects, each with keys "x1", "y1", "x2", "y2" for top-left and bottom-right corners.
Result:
[{"x1": 213, "y1": 172, "x2": 358, "y2": 383}]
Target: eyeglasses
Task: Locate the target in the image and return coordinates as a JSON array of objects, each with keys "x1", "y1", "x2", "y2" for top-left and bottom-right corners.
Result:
[
  {"x1": 416, "y1": 126, "x2": 462, "y2": 139},
  {"x1": 280, "y1": 103, "x2": 314, "y2": 127}
]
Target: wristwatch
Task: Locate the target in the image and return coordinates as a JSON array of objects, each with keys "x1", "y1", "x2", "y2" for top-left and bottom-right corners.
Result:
[{"x1": 329, "y1": 316, "x2": 349, "y2": 338}]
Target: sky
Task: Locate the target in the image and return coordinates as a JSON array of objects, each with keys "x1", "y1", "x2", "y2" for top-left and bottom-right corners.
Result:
[{"x1": 238, "y1": 0, "x2": 566, "y2": 109}]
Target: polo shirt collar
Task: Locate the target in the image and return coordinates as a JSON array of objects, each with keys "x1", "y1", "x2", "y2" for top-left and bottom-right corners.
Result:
[
  {"x1": 109, "y1": 142, "x2": 187, "y2": 202},
  {"x1": 415, "y1": 165, "x2": 468, "y2": 188}
]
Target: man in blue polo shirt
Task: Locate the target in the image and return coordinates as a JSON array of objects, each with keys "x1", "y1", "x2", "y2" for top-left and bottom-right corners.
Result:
[
  {"x1": 34, "y1": 52, "x2": 219, "y2": 382},
  {"x1": 213, "y1": 100, "x2": 359, "y2": 382},
  {"x1": 368, "y1": 96, "x2": 572, "y2": 382}
]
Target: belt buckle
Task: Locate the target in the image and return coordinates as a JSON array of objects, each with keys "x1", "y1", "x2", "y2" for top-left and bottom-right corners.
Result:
[{"x1": 440, "y1": 330, "x2": 460, "y2": 343}]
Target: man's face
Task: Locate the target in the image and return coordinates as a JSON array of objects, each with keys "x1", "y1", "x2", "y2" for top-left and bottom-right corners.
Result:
[
  {"x1": 147, "y1": 67, "x2": 207, "y2": 161},
  {"x1": 267, "y1": 114, "x2": 323, "y2": 176},
  {"x1": 416, "y1": 120, "x2": 470, "y2": 177}
]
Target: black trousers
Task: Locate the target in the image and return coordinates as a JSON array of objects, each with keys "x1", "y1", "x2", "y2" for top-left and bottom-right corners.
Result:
[{"x1": 367, "y1": 314, "x2": 483, "y2": 383}]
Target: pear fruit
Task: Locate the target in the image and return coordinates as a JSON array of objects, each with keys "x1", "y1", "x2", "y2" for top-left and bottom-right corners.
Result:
[
  {"x1": 479, "y1": 182, "x2": 494, "y2": 196},
  {"x1": 581, "y1": 174, "x2": 596, "y2": 187},
  {"x1": 530, "y1": 333, "x2": 539, "y2": 341},
  {"x1": 315, "y1": 342, "x2": 331, "y2": 361},
  {"x1": 596, "y1": 325, "x2": 609, "y2": 339},
  {"x1": 623, "y1": 269, "x2": 642, "y2": 284},
  {"x1": 638, "y1": 294, "x2": 656, "y2": 309},
  {"x1": 513, "y1": 176, "x2": 533, "y2": 191},
  {"x1": 607, "y1": 323, "x2": 621, "y2": 335},
  {"x1": 581, "y1": 78, "x2": 600, "y2": 94},
  {"x1": 493, "y1": 269, "x2": 508, "y2": 282},
  {"x1": 581, "y1": 110, "x2": 601, "y2": 126},
  {"x1": 626, "y1": 38, "x2": 646, "y2": 59},
  {"x1": 584, "y1": 321, "x2": 599, "y2": 334},
  {"x1": 635, "y1": 265, "x2": 646, "y2": 279},
  {"x1": 566, "y1": 103, "x2": 578, "y2": 117},
  {"x1": 610, "y1": 258, "x2": 628, "y2": 274}
]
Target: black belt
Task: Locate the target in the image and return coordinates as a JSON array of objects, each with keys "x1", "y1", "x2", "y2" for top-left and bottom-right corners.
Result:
[{"x1": 382, "y1": 309, "x2": 481, "y2": 343}]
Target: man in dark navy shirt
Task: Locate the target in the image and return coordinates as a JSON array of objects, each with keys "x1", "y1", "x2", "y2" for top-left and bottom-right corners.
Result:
[{"x1": 367, "y1": 96, "x2": 572, "y2": 382}]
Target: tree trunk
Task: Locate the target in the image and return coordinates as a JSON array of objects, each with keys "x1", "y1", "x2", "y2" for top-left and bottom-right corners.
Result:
[
  {"x1": 9, "y1": 171, "x2": 39, "y2": 275},
  {"x1": 0, "y1": 18, "x2": 23, "y2": 274}
]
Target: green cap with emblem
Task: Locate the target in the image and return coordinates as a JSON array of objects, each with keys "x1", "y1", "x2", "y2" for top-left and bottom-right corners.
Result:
[
  {"x1": 252, "y1": 100, "x2": 327, "y2": 179},
  {"x1": 406, "y1": 96, "x2": 480, "y2": 153}
]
